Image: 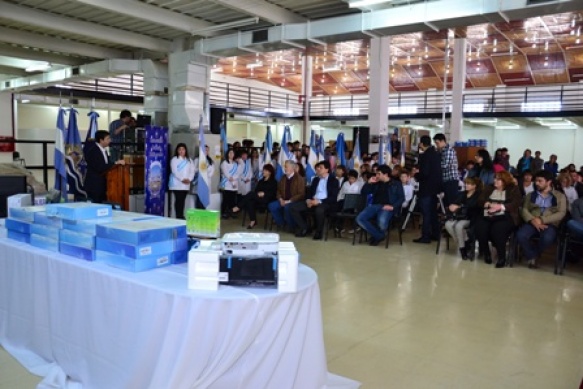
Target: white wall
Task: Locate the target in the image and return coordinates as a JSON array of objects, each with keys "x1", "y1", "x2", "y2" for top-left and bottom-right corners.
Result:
[
  {"x1": 0, "y1": 92, "x2": 12, "y2": 137},
  {"x1": 464, "y1": 125, "x2": 582, "y2": 169}
]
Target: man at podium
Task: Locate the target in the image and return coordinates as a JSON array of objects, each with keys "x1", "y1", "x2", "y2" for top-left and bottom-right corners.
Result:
[{"x1": 85, "y1": 130, "x2": 125, "y2": 203}]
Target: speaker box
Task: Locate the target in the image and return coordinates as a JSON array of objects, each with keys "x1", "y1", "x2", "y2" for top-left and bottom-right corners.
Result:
[
  {"x1": 352, "y1": 127, "x2": 369, "y2": 155},
  {"x1": 210, "y1": 108, "x2": 226, "y2": 134}
]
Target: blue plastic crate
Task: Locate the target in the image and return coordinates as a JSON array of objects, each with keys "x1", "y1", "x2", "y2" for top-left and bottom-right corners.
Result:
[{"x1": 95, "y1": 237, "x2": 174, "y2": 259}]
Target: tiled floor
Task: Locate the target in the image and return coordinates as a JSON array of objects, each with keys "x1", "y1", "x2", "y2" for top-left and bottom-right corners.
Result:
[{"x1": 2, "y1": 218, "x2": 583, "y2": 388}]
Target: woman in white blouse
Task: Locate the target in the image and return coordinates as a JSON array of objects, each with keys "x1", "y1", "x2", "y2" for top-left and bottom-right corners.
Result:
[
  {"x1": 558, "y1": 171, "x2": 578, "y2": 211},
  {"x1": 220, "y1": 149, "x2": 239, "y2": 219},
  {"x1": 168, "y1": 143, "x2": 195, "y2": 219}
]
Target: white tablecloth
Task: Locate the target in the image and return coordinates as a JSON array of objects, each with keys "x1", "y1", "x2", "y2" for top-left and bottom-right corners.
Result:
[{"x1": 0, "y1": 238, "x2": 359, "y2": 389}]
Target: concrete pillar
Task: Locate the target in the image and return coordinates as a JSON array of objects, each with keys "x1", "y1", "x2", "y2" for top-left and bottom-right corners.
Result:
[
  {"x1": 301, "y1": 55, "x2": 313, "y2": 144},
  {"x1": 368, "y1": 36, "x2": 391, "y2": 137},
  {"x1": 142, "y1": 60, "x2": 169, "y2": 128},
  {"x1": 449, "y1": 38, "x2": 467, "y2": 143}
]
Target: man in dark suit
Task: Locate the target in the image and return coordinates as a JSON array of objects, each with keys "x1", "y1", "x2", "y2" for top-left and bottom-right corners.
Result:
[
  {"x1": 413, "y1": 135, "x2": 443, "y2": 243},
  {"x1": 290, "y1": 160, "x2": 339, "y2": 240},
  {"x1": 84, "y1": 130, "x2": 125, "y2": 203}
]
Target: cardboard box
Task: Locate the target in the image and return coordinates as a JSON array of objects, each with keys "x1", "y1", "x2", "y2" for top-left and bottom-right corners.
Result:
[
  {"x1": 9, "y1": 205, "x2": 46, "y2": 222},
  {"x1": 185, "y1": 209, "x2": 220, "y2": 238},
  {"x1": 59, "y1": 229, "x2": 95, "y2": 249},
  {"x1": 96, "y1": 221, "x2": 176, "y2": 245},
  {"x1": 30, "y1": 234, "x2": 59, "y2": 252},
  {"x1": 144, "y1": 217, "x2": 187, "y2": 239},
  {"x1": 7, "y1": 230, "x2": 30, "y2": 243},
  {"x1": 59, "y1": 242, "x2": 96, "y2": 261},
  {"x1": 7, "y1": 193, "x2": 32, "y2": 209},
  {"x1": 171, "y1": 249, "x2": 188, "y2": 264},
  {"x1": 96, "y1": 237, "x2": 174, "y2": 259},
  {"x1": 33, "y1": 212, "x2": 64, "y2": 228},
  {"x1": 96, "y1": 250, "x2": 174, "y2": 272},
  {"x1": 5, "y1": 218, "x2": 32, "y2": 234},
  {"x1": 45, "y1": 202, "x2": 112, "y2": 220},
  {"x1": 30, "y1": 223, "x2": 60, "y2": 240}
]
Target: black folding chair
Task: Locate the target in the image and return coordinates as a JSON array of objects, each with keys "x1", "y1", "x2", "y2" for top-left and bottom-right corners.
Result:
[{"x1": 324, "y1": 193, "x2": 365, "y2": 244}]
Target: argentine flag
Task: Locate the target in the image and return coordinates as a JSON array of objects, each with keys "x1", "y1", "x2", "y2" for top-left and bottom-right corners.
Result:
[
  {"x1": 54, "y1": 107, "x2": 68, "y2": 202},
  {"x1": 348, "y1": 131, "x2": 362, "y2": 171},
  {"x1": 275, "y1": 125, "x2": 294, "y2": 181},
  {"x1": 336, "y1": 132, "x2": 347, "y2": 167},
  {"x1": 317, "y1": 133, "x2": 325, "y2": 160},
  {"x1": 219, "y1": 122, "x2": 228, "y2": 159},
  {"x1": 305, "y1": 129, "x2": 318, "y2": 183},
  {"x1": 258, "y1": 126, "x2": 273, "y2": 180},
  {"x1": 86, "y1": 110, "x2": 99, "y2": 141},
  {"x1": 197, "y1": 115, "x2": 210, "y2": 208},
  {"x1": 383, "y1": 134, "x2": 392, "y2": 165}
]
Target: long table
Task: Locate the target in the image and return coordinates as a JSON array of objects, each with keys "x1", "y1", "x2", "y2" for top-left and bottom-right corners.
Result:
[{"x1": 0, "y1": 237, "x2": 358, "y2": 388}]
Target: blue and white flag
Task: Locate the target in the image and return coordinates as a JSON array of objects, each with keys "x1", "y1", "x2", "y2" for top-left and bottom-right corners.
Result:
[
  {"x1": 258, "y1": 126, "x2": 273, "y2": 180},
  {"x1": 54, "y1": 107, "x2": 68, "y2": 202},
  {"x1": 384, "y1": 134, "x2": 392, "y2": 166},
  {"x1": 86, "y1": 110, "x2": 99, "y2": 141},
  {"x1": 219, "y1": 122, "x2": 228, "y2": 159},
  {"x1": 400, "y1": 136, "x2": 406, "y2": 166},
  {"x1": 197, "y1": 115, "x2": 210, "y2": 208},
  {"x1": 64, "y1": 107, "x2": 86, "y2": 199},
  {"x1": 275, "y1": 126, "x2": 294, "y2": 181},
  {"x1": 378, "y1": 135, "x2": 385, "y2": 166},
  {"x1": 305, "y1": 129, "x2": 318, "y2": 183},
  {"x1": 317, "y1": 133, "x2": 326, "y2": 160},
  {"x1": 348, "y1": 131, "x2": 362, "y2": 171},
  {"x1": 336, "y1": 132, "x2": 347, "y2": 167}
]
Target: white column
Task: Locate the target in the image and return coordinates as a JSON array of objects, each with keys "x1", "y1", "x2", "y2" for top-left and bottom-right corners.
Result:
[
  {"x1": 301, "y1": 55, "x2": 313, "y2": 144},
  {"x1": 450, "y1": 38, "x2": 467, "y2": 143},
  {"x1": 368, "y1": 36, "x2": 391, "y2": 137},
  {"x1": 142, "y1": 60, "x2": 169, "y2": 127},
  {"x1": 0, "y1": 93, "x2": 12, "y2": 137}
]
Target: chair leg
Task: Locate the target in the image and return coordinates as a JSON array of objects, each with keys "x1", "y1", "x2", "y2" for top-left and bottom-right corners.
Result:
[
  {"x1": 352, "y1": 220, "x2": 357, "y2": 245},
  {"x1": 435, "y1": 236, "x2": 441, "y2": 255},
  {"x1": 263, "y1": 211, "x2": 269, "y2": 230}
]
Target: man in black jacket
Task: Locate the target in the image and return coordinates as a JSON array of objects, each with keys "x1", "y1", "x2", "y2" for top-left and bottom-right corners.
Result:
[
  {"x1": 84, "y1": 130, "x2": 125, "y2": 203},
  {"x1": 290, "y1": 160, "x2": 339, "y2": 240},
  {"x1": 413, "y1": 135, "x2": 443, "y2": 244}
]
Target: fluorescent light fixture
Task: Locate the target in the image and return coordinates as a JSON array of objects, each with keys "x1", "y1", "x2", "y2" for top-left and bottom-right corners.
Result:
[
  {"x1": 322, "y1": 66, "x2": 340, "y2": 72},
  {"x1": 266, "y1": 108, "x2": 293, "y2": 115},
  {"x1": 349, "y1": 0, "x2": 392, "y2": 8},
  {"x1": 495, "y1": 124, "x2": 520, "y2": 129},
  {"x1": 333, "y1": 108, "x2": 360, "y2": 116},
  {"x1": 250, "y1": 120, "x2": 262, "y2": 123},
  {"x1": 211, "y1": 66, "x2": 223, "y2": 72},
  {"x1": 537, "y1": 119, "x2": 575, "y2": 128},
  {"x1": 463, "y1": 103, "x2": 485, "y2": 113},
  {"x1": 246, "y1": 62, "x2": 263, "y2": 69},
  {"x1": 468, "y1": 118, "x2": 497, "y2": 124},
  {"x1": 521, "y1": 101, "x2": 561, "y2": 112},
  {"x1": 388, "y1": 106, "x2": 417, "y2": 115},
  {"x1": 25, "y1": 62, "x2": 50, "y2": 72},
  {"x1": 21, "y1": 99, "x2": 30, "y2": 104}
]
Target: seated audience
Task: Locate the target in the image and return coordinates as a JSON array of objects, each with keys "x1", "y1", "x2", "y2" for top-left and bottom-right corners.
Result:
[
  {"x1": 356, "y1": 165, "x2": 405, "y2": 246},
  {"x1": 475, "y1": 171, "x2": 522, "y2": 268},
  {"x1": 399, "y1": 169, "x2": 414, "y2": 209},
  {"x1": 233, "y1": 164, "x2": 277, "y2": 229},
  {"x1": 516, "y1": 170, "x2": 567, "y2": 269},
  {"x1": 335, "y1": 165, "x2": 348, "y2": 188},
  {"x1": 557, "y1": 171, "x2": 578, "y2": 211},
  {"x1": 445, "y1": 177, "x2": 483, "y2": 260},
  {"x1": 544, "y1": 154, "x2": 559, "y2": 177},
  {"x1": 567, "y1": 197, "x2": 583, "y2": 240},
  {"x1": 337, "y1": 169, "x2": 363, "y2": 204},
  {"x1": 518, "y1": 170, "x2": 535, "y2": 196},
  {"x1": 290, "y1": 160, "x2": 339, "y2": 240},
  {"x1": 268, "y1": 160, "x2": 305, "y2": 230}
]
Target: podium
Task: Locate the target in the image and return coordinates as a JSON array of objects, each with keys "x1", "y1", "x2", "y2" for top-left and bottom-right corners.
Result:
[{"x1": 106, "y1": 156, "x2": 144, "y2": 210}]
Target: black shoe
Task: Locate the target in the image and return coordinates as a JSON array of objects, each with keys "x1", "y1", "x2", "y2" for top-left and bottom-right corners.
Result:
[
  {"x1": 413, "y1": 237, "x2": 431, "y2": 244},
  {"x1": 465, "y1": 240, "x2": 475, "y2": 261},
  {"x1": 313, "y1": 233, "x2": 322, "y2": 240},
  {"x1": 484, "y1": 251, "x2": 492, "y2": 264},
  {"x1": 369, "y1": 238, "x2": 381, "y2": 246},
  {"x1": 495, "y1": 260, "x2": 506, "y2": 268},
  {"x1": 459, "y1": 247, "x2": 468, "y2": 260},
  {"x1": 295, "y1": 229, "x2": 308, "y2": 237}
]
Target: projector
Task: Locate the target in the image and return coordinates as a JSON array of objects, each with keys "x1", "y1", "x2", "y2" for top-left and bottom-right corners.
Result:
[{"x1": 220, "y1": 232, "x2": 279, "y2": 256}]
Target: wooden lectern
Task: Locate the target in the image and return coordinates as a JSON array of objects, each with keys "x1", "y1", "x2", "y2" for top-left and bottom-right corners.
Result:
[{"x1": 106, "y1": 156, "x2": 144, "y2": 210}]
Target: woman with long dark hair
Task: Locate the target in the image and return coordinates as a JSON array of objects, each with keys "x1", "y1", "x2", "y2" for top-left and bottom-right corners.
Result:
[
  {"x1": 469, "y1": 149, "x2": 495, "y2": 186},
  {"x1": 234, "y1": 164, "x2": 278, "y2": 229},
  {"x1": 220, "y1": 149, "x2": 239, "y2": 219},
  {"x1": 168, "y1": 143, "x2": 195, "y2": 219}
]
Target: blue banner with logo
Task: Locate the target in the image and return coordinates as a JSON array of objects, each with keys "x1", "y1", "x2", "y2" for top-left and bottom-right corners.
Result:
[{"x1": 144, "y1": 126, "x2": 168, "y2": 216}]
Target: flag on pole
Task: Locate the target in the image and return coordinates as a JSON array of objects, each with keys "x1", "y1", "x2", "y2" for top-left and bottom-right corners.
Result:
[
  {"x1": 378, "y1": 134, "x2": 385, "y2": 166},
  {"x1": 384, "y1": 135, "x2": 392, "y2": 165},
  {"x1": 258, "y1": 126, "x2": 273, "y2": 180},
  {"x1": 317, "y1": 132, "x2": 325, "y2": 160},
  {"x1": 275, "y1": 126, "x2": 294, "y2": 181},
  {"x1": 336, "y1": 132, "x2": 347, "y2": 167},
  {"x1": 400, "y1": 136, "x2": 406, "y2": 167},
  {"x1": 64, "y1": 107, "x2": 86, "y2": 199},
  {"x1": 86, "y1": 110, "x2": 99, "y2": 142},
  {"x1": 305, "y1": 129, "x2": 318, "y2": 183},
  {"x1": 348, "y1": 131, "x2": 362, "y2": 171},
  {"x1": 197, "y1": 115, "x2": 210, "y2": 208},
  {"x1": 219, "y1": 122, "x2": 228, "y2": 159},
  {"x1": 54, "y1": 107, "x2": 68, "y2": 202}
]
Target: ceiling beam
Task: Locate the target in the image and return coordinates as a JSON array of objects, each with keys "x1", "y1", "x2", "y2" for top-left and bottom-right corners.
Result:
[
  {"x1": 0, "y1": 1, "x2": 171, "y2": 52},
  {"x1": 0, "y1": 27, "x2": 130, "y2": 59},
  {"x1": 0, "y1": 65, "x2": 28, "y2": 77},
  {"x1": 0, "y1": 45, "x2": 87, "y2": 67},
  {"x1": 212, "y1": 0, "x2": 306, "y2": 24},
  {"x1": 70, "y1": 0, "x2": 216, "y2": 36}
]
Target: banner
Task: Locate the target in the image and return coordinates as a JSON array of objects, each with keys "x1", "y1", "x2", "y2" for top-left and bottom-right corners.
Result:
[{"x1": 144, "y1": 126, "x2": 169, "y2": 216}]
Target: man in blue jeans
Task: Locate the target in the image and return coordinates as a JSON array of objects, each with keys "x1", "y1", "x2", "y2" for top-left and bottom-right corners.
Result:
[
  {"x1": 517, "y1": 170, "x2": 566, "y2": 269},
  {"x1": 356, "y1": 165, "x2": 405, "y2": 246}
]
